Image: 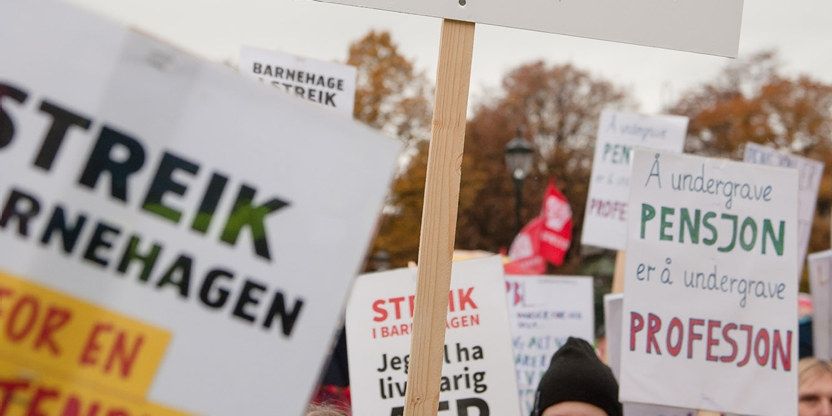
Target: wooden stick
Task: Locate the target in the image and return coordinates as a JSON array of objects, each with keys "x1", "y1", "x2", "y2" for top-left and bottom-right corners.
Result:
[
  {"x1": 612, "y1": 250, "x2": 626, "y2": 293},
  {"x1": 696, "y1": 411, "x2": 720, "y2": 416},
  {"x1": 403, "y1": 19, "x2": 475, "y2": 416}
]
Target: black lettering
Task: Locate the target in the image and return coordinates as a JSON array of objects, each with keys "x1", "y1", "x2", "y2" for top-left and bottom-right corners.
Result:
[
  {"x1": 34, "y1": 101, "x2": 92, "y2": 171},
  {"x1": 39, "y1": 205, "x2": 88, "y2": 254},
  {"x1": 0, "y1": 188, "x2": 41, "y2": 237},
  {"x1": 232, "y1": 279, "x2": 266, "y2": 323},
  {"x1": 191, "y1": 172, "x2": 228, "y2": 234},
  {"x1": 220, "y1": 184, "x2": 289, "y2": 261},
  {"x1": 142, "y1": 152, "x2": 199, "y2": 224},
  {"x1": 0, "y1": 82, "x2": 29, "y2": 149},
  {"x1": 82, "y1": 222, "x2": 121, "y2": 267},
  {"x1": 116, "y1": 235, "x2": 162, "y2": 282},
  {"x1": 78, "y1": 126, "x2": 146, "y2": 202},
  {"x1": 200, "y1": 269, "x2": 234, "y2": 309},
  {"x1": 262, "y1": 291, "x2": 304, "y2": 336}
]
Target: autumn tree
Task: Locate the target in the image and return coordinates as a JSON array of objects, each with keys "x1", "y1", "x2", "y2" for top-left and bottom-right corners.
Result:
[
  {"x1": 347, "y1": 31, "x2": 433, "y2": 269},
  {"x1": 456, "y1": 61, "x2": 633, "y2": 272},
  {"x1": 668, "y1": 51, "x2": 832, "y2": 279}
]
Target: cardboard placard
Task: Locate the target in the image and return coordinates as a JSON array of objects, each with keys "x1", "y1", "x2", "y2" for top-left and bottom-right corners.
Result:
[
  {"x1": 506, "y1": 276, "x2": 594, "y2": 415},
  {"x1": 347, "y1": 257, "x2": 522, "y2": 416},
  {"x1": 743, "y1": 143, "x2": 824, "y2": 279},
  {"x1": 313, "y1": 0, "x2": 743, "y2": 57},
  {"x1": 620, "y1": 150, "x2": 798, "y2": 416},
  {"x1": 240, "y1": 46, "x2": 357, "y2": 116},
  {"x1": 582, "y1": 110, "x2": 688, "y2": 250},
  {"x1": 605, "y1": 294, "x2": 699, "y2": 416},
  {"x1": 0, "y1": 1, "x2": 400, "y2": 415},
  {"x1": 808, "y1": 251, "x2": 832, "y2": 360}
]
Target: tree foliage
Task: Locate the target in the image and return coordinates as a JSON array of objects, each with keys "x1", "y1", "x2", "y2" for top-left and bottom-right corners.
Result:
[
  {"x1": 346, "y1": 31, "x2": 432, "y2": 269},
  {"x1": 456, "y1": 61, "x2": 633, "y2": 272},
  {"x1": 668, "y1": 51, "x2": 832, "y2": 274}
]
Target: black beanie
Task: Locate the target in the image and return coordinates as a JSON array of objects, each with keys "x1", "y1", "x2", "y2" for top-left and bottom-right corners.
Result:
[{"x1": 532, "y1": 337, "x2": 622, "y2": 416}]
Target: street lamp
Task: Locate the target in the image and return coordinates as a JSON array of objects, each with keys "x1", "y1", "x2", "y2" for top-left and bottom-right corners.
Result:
[{"x1": 504, "y1": 133, "x2": 535, "y2": 234}]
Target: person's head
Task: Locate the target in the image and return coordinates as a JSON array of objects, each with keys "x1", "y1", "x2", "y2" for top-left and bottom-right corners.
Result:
[
  {"x1": 305, "y1": 404, "x2": 347, "y2": 416},
  {"x1": 799, "y1": 358, "x2": 832, "y2": 416},
  {"x1": 532, "y1": 337, "x2": 622, "y2": 416}
]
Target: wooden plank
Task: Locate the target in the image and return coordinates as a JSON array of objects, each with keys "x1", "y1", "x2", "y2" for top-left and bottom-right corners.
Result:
[
  {"x1": 612, "y1": 250, "x2": 626, "y2": 293},
  {"x1": 403, "y1": 18, "x2": 475, "y2": 416}
]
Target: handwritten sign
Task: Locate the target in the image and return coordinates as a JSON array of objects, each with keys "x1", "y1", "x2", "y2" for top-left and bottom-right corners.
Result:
[
  {"x1": 605, "y1": 294, "x2": 699, "y2": 416},
  {"x1": 0, "y1": 1, "x2": 400, "y2": 415},
  {"x1": 808, "y1": 251, "x2": 832, "y2": 360},
  {"x1": 582, "y1": 110, "x2": 688, "y2": 250},
  {"x1": 347, "y1": 257, "x2": 521, "y2": 416},
  {"x1": 506, "y1": 276, "x2": 593, "y2": 415},
  {"x1": 620, "y1": 150, "x2": 798, "y2": 415},
  {"x1": 313, "y1": 0, "x2": 743, "y2": 57},
  {"x1": 240, "y1": 46, "x2": 357, "y2": 116},
  {"x1": 743, "y1": 143, "x2": 824, "y2": 279}
]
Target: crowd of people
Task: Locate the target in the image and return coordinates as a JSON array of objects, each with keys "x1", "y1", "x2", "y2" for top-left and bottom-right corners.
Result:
[{"x1": 307, "y1": 336, "x2": 832, "y2": 416}]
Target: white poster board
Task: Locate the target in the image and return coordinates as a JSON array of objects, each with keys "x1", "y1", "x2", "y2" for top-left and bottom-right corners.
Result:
[
  {"x1": 605, "y1": 295, "x2": 698, "y2": 416},
  {"x1": 0, "y1": 1, "x2": 400, "y2": 415},
  {"x1": 505, "y1": 276, "x2": 594, "y2": 416},
  {"x1": 347, "y1": 257, "x2": 522, "y2": 416},
  {"x1": 240, "y1": 46, "x2": 357, "y2": 116},
  {"x1": 808, "y1": 251, "x2": 832, "y2": 360},
  {"x1": 314, "y1": 0, "x2": 743, "y2": 57},
  {"x1": 743, "y1": 143, "x2": 824, "y2": 279},
  {"x1": 582, "y1": 110, "x2": 688, "y2": 250},
  {"x1": 620, "y1": 150, "x2": 798, "y2": 416}
]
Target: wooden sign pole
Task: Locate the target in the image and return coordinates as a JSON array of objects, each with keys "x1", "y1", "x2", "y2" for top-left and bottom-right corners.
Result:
[
  {"x1": 403, "y1": 19, "x2": 475, "y2": 416},
  {"x1": 612, "y1": 250, "x2": 626, "y2": 293}
]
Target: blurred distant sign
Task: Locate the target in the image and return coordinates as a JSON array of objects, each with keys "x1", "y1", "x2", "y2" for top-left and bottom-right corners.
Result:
[
  {"x1": 0, "y1": 1, "x2": 399, "y2": 415},
  {"x1": 240, "y1": 46, "x2": 357, "y2": 116},
  {"x1": 313, "y1": 0, "x2": 744, "y2": 57}
]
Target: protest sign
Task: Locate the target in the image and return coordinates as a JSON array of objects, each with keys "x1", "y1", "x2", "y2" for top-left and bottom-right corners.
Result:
[
  {"x1": 808, "y1": 251, "x2": 832, "y2": 360},
  {"x1": 743, "y1": 143, "x2": 824, "y2": 279},
  {"x1": 582, "y1": 110, "x2": 688, "y2": 250},
  {"x1": 620, "y1": 150, "x2": 798, "y2": 416},
  {"x1": 505, "y1": 276, "x2": 593, "y2": 416},
  {"x1": 347, "y1": 257, "x2": 521, "y2": 416},
  {"x1": 240, "y1": 46, "x2": 357, "y2": 116},
  {"x1": 605, "y1": 294, "x2": 699, "y2": 416},
  {"x1": 0, "y1": 1, "x2": 400, "y2": 415},
  {"x1": 314, "y1": 0, "x2": 743, "y2": 57}
]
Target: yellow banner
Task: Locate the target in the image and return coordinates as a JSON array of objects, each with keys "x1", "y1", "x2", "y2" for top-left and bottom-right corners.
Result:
[
  {"x1": 0, "y1": 359, "x2": 187, "y2": 416},
  {"x1": 0, "y1": 271, "x2": 171, "y2": 399}
]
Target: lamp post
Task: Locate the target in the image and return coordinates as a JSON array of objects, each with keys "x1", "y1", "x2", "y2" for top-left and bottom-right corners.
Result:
[{"x1": 504, "y1": 134, "x2": 535, "y2": 234}]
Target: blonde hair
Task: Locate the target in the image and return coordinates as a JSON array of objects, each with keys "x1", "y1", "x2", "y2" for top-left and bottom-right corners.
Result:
[
  {"x1": 799, "y1": 357, "x2": 832, "y2": 386},
  {"x1": 306, "y1": 404, "x2": 348, "y2": 416}
]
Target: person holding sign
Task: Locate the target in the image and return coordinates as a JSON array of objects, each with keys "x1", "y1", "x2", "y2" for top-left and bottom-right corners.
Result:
[
  {"x1": 800, "y1": 358, "x2": 832, "y2": 416},
  {"x1": 532, "y1": 337, "x2": 622, "y2": 416}
]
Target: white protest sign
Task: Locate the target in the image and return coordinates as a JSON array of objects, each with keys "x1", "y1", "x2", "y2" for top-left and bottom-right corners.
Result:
[
  {"x1": 620, "y1": 150, "x2": 798, "y2": 416},
  {"x1": 743, "y1": 143, "x2": 824, "y2": 279},
  {"x1": 314, "y1": 0, "x2": 743, "y2": 57},
  {"x1": 347, "y1": 257, "x2": 521, "y2": 416},
  {"x1": 505, "y1": 276, "x2": 594, "y2": 416},
  {"x1": 0, "y1": 1, "x2": 400, "y2": 415},
  {"x1": 582, "y1": 110, "x2": 688, "y2": 250},
  {"x1": 240, "y1": 46, "x2": 357, "y2": 116},
  {"x1": 808, "y1": 251, "x2": 832, "y2": 360},
  {"x1": 605, "y1": 295, "x2": 699, "y2": 416}
]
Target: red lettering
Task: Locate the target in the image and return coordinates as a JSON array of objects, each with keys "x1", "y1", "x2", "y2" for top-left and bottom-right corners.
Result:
[
  {"x1": 646, "y1": 313, "x2": 662, "y2": 355},
  {"x1": 0, "y1": 379, "x2": 30, "y2": 415},
  {"x1": 79, "y1": 323, "x2": 113, "y2": 367},
  {"x1": 754, "y1": 328, "x2": 770, "y2": 367},
  {"x1": 666, "y1": 318, "x2": 684, "y2": 357},
  {"x1": 371, "y1": 299, "x2": 387, "y2": 322},
  {"x1": 105, "y1": 333, "x2": 144, "y2": 378},
  {"x1": 705, "y1": 320, "x2": 721, "y2": 362},
  {"x1": 736, "y1": 324, "x2": 754, "y2": 367},
  {"x1": 457, "y1": 288, "x2": 477, "y2": 311},
  {"x1": 629, "y1": 312, "x2": 644, "y2": 351},
  {"x1": 6, "y1": 295, "x2": 38, "y2": 342},
  {"x1": 34, "y1": 306, "x2": 72, "y2": 356},
  {"x1": 686, "y1": 318, "x2": 704, "y2": 359},
  {"x1": 388, "y1": 297, "x2": 405, "y2": 320},
  {"x1": 772, "y1": 330, "x2": 792, "y2": 371},
  {"x1": 720, "y1": 323, "x2": 738, "y2": 363},
  {"x1": 26, "y1": 387, "x2": 59, "y2": 416}
]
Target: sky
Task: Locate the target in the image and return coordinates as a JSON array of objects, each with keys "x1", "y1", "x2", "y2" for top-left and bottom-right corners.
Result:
[{"x1": 67, "y1": 0, "x2": 832, "y2": 113}]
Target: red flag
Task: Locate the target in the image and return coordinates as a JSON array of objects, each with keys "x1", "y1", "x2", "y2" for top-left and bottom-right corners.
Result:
[
  {"x1": 539, "y1": 182, "x2": 573, "y2": 266},
  {"x1": 504, "y1": 217, "x2": 546, "y2": 274}
]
